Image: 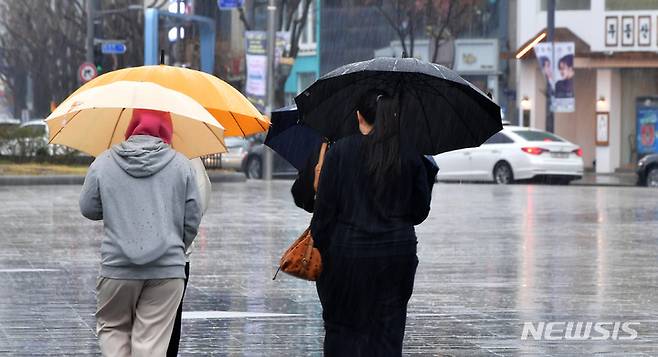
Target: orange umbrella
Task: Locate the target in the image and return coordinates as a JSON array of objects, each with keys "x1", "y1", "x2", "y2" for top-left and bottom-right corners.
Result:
[
  {"x1": 69, "y1": 65, "x2": 268, "y2": 137},
  {"x1": 46, "y1": 81, "x2": 226, "y2": 159}
]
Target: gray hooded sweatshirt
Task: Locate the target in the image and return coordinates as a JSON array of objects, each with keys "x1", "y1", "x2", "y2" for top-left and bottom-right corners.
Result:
[{"x1": 79, "y1": 135, "x2": 202, "y2": 280}]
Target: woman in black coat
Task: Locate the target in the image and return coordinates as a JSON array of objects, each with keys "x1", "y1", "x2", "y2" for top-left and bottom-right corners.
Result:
[{"x1": 311, "y1": 89, "x2": 432, "y2": 356}]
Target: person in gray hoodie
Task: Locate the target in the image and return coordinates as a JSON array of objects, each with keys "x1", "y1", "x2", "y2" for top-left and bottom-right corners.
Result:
[{"x1": 79, "y1": 108, "x2": 202, "y2": 357}]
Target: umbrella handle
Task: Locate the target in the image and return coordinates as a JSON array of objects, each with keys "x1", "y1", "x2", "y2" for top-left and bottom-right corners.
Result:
[{"x1": 313, "y1": 142, "x2": 328, "y2": 193}]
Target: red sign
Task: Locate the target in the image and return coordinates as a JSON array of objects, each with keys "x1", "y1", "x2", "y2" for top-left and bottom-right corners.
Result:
[{"x1": 78, "y1": 62, "x2": 97, "y2": 83}]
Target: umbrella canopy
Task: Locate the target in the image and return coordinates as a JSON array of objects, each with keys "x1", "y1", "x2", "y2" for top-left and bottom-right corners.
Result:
[
  {"x1": 46, "y1": 81, "x2": 226, "y2": 159},
  {"x1": 66, "y1": 65, "x2": 269, "y2": 137},
  {"x1": 264, "y1": 105, "x2": 323, "y2": 171},
  {"x1": 294, "y1": 57, "x2": 502, "y2": 155},
  {"x1": 422, "y1": 155, "x2": 439, "y2": 182}
]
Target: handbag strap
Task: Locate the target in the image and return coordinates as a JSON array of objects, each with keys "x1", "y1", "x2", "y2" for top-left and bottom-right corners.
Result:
[{"x1": 313, "y1": 142, "x2": 328, "y2": 193}]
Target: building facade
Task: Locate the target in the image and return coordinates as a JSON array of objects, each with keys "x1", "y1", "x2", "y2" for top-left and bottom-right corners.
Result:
[
  {"x1": 284, "y1": 0, "x2": 320, "y2": 102},
  {"x1": 514, "y1": 0, "x2": 658, "y2": 172}
]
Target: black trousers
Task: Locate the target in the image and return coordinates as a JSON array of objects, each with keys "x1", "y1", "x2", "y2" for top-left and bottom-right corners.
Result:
[
  {"x1": 167, "y1": 262, "x2": 190, "y2": 357},
  {"x1": 316, "y1": 253, "x2": 418, "y2": 357}
]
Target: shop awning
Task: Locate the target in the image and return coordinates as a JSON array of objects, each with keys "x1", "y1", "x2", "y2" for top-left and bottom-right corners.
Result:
[{"x1": 509, "y1": 28, "x2": 591, "y2": 60}]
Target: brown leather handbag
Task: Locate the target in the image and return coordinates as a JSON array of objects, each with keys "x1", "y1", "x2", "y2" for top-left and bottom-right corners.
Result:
[{"x1": 273, "y1": 142, "x2": 327, "y2": 281}]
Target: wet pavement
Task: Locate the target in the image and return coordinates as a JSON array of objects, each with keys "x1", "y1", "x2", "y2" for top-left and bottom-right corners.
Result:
[
  {"x1": 572, "y1": 172, "x2": 638, "y2": 187},
  {"x1": 0, "y1": 181, "x2": 657, "y2": 356}
]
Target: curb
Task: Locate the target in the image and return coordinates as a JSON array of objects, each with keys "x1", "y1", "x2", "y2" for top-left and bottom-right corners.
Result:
[
  {"x1": 0, "y1": 175, "x2": 85, "y2": 186},
  {"x1": 0, "y1": 172, "x2": 247, "y2": 186},
  {"x1": 570, "y1": 181, "x2": 637, "y2": 187}
]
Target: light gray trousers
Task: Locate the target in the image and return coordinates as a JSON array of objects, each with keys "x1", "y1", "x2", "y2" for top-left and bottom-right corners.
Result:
[{"x1": 95, "y1": 277, "x2": 184, "y2": 357}]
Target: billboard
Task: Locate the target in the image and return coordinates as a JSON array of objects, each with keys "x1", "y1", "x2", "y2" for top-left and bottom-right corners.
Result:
[
  {"x1": 636, "y1": 97, "x2": 658, "y2": 155},
  {"x1": 244, "y1": 31, "x2": 291, "y2": 112},
  {"x1": 534, "y1": 42, "x2": 575, "y2": 113}
]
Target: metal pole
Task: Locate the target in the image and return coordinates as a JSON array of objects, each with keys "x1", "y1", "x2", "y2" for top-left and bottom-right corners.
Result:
[
  {"x1": 86, "y1": 0, "x2": 95, "y2": 64},
  {"x1": 546, "y1": 0, "x2": 555, "y2": 133},
  {"x1": 175, "y1": 0, "x2": 182, "y2": 65},
  {"x1": 263, "y1": 0, "x2": 276, "y2": 181}
]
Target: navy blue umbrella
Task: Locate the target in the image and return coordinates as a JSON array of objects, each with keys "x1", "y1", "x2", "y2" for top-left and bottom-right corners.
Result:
[
  {"x1": 264, "y1": 105, "x2": 323, "y2": 171},
  {"x1": 422, "y1": 155, "x2": 439, "y2": 183}
]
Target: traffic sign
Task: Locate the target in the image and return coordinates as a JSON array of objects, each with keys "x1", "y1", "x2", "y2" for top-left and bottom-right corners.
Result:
[
  {"x1": 218, "y1": 0, "x2": 244, "y2": 10},
  {"x1": 101, "y1": 42, "x2": 127, "y2": 54},
  {"x1": 78, "y1": 62, "x2": 98, "y2": 83}
]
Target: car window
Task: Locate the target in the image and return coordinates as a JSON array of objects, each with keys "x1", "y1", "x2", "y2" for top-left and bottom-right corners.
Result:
[
  {"x1": 512, "y1": 130, "x2": 564, "y2": 142},
  {"x1": 483, "y1": 132, "x2": 514, "y2": 145},
  {"x1": 21, "y1": 124, "x2": 46, "y2": 137}
]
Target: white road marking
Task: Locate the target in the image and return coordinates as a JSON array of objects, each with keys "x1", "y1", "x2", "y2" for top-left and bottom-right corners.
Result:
[
  {"x1": 182, "y1": 311, "x2": 303, "y2": 320},
  {"x1": 0, "y1": 268, "x2": 60, "y2": 272}
]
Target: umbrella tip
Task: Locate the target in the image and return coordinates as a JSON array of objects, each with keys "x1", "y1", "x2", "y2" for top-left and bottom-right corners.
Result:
[
  {"x1": 401, "y1": 51, "x2": 407, "y2": 58},
  {"x1": 160, "y1": 50, "x2": 165, "y2": 65}
]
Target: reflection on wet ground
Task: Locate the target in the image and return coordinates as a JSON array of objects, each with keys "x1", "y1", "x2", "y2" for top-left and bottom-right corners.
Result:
[{"x1": 0, "y1": 182, "x2": 657, "y2": 356}]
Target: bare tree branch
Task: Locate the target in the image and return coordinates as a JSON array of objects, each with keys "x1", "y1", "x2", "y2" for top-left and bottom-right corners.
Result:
[
  {"x1": 238, "y1": 7, "x2": 252, "y2": 31},
  {"x1": 375, "y1": 4, "x2": 408, "y2": 56}
]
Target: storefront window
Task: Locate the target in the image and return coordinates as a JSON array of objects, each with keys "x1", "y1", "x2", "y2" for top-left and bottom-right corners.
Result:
[
  {"x1": 299, "y1": 0, "x2": 317, "y2": 50},
  {"x1": 540, "y1": 0, "x2": 590, "y2": 11}
]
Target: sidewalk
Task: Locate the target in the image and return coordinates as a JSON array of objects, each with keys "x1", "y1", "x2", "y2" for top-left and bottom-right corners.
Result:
[
  {"x1": 571, "y1": 171, "x2": 637, "y2": 187},
  {"x1": 0, "y1": 170, "x2": 246, "y2": 186}
]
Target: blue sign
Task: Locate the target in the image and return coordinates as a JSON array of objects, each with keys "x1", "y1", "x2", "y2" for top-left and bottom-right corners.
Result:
[
  {"x1": 218, "y1": 0, "x2": 243, "y2": 10},
  {"x1": 101, "y1": 42, "x2": 127, "y2": 54},
  {"x1": 637, "y1": 97, "x2": 658, "y2": 155}
]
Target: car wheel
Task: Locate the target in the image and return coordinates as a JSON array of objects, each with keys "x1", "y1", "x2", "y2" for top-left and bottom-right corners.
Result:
[
  {"x1": 246, "y1": 157, "x2": 263, "y2": 179},
  {"x1": 646, "y1": 167, "x2": 658, "y2": 187},
  {"x1": 556, "y1": 178, "x2": 572, "y2": 185},
  {"x1": 493, "y1": 162, "x2": 514, "y2": 184}
]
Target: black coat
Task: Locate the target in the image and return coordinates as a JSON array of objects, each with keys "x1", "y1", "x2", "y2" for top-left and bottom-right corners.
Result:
[
  {"x1": 290, "y1": 141, "x2": 323, "y2": 213},
  {"x1": 310, "y1": 135, "x2": 432, "y2": 257}
]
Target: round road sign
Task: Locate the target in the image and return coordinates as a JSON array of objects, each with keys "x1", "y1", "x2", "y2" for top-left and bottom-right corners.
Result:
[{"x1": 78, "y1": 62, "x2": 98, "y2": 83}]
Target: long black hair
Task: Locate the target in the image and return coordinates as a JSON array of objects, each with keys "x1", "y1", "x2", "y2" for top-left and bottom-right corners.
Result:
[{"x1": 356, "y1": 89, "x2": 402, "y2": 193}]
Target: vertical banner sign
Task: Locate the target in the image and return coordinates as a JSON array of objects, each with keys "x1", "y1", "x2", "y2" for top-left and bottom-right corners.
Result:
[
  {"x1": 533, "y1": 42, "x2": 575, "y2": 113},
  {"x1": 245, "y1": 31, "x2": 268, "y2": 112},
  {"x1": 244, "y1": 31, "x2": 291, "y2": 112},
  {"x1": 636, "y1": 97, "x2": 658, "y2": 155},
  {"x1": 275, "y1": 32, "x2": 291, "y2": 67}
]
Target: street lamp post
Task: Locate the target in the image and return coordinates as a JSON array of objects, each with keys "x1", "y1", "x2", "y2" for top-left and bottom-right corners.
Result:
[
  {"x1": 263, "y1": 0, "x2": 276, "y2": 181},
  {"x1": 86, "y1": 0, "x2": 95, "y2": 64},
  {"x1": 85, "y1": 2, "x2": 143, "y2": 65},
  {"x1": 546, "y1": 0, "x2": 555, "y2": 133}
]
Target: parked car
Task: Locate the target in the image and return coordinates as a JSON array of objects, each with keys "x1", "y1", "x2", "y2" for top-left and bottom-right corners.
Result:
[
  {"x1": 243, "y1": 142, "x2": 297, "y2": 179},
  {"x1": 434, "y1": 125, "x2": 584, "y2": 184},
  {"x1": 0, "y1": 117, "x2": 20, "y2": 128},
  {"x1": 636, "y1": 154, "x2": 658, "y2": 187},
  {"x1": 17, "y1": 120, "x2": 53, "y2": 156},
  {"x1": 10, "y1": 119, "x2": 74, "y2": 156},
  {"x1": 206, "y1": 136, "x2": 297, "y2": 179},
  {"x1": 0, "y1": 118, "x2": 21, "y2": 155},
  {"x1": 221, "y1": 137, "x2": 251, "y2": 171}
]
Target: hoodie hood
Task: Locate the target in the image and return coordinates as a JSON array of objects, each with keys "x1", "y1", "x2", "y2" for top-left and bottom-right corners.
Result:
[{"x1": 110, "y1": 135, "x2": 176, "y2": 178}]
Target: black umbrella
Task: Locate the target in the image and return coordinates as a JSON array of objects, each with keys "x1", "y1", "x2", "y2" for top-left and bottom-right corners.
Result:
[
  {"x1": 264, "y1": 105, "x2": 323, "y2": 171},
  {"x1": 294, "y1": 57, "x2": 502, "y2": 155}
]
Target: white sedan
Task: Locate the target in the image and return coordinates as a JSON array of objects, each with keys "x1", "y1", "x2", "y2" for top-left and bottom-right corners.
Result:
[{"x1": 434, "y1": 125, "x2": 584, "y2": 184}]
